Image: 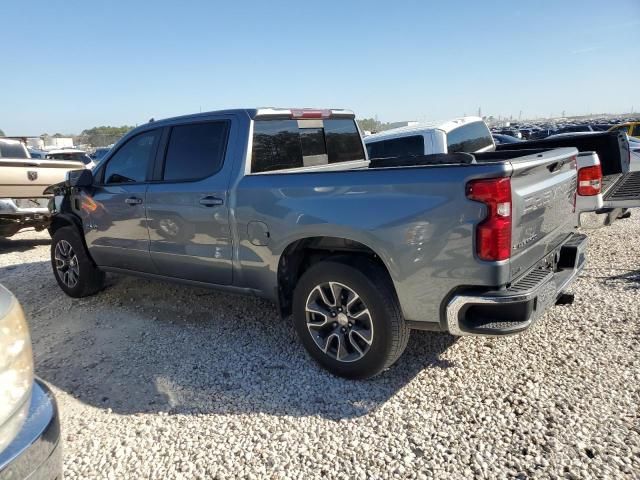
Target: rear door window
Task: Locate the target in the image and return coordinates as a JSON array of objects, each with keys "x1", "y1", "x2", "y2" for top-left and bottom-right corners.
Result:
[
  {"x1": 447, "y1": 121, "x2": 494, "y2": 153},
  {"x1": 366, "y1": 135, "x2": 424, "y2": 159},
  {"x1": 162, "y1": 121, "x2": 230, "y2": 181},
  {"x1": 632, "y1": 124, "x2": 640, "y2": 137},
  {"x1": 251, "y1": 118, "x2": 365, "y2": 173}
]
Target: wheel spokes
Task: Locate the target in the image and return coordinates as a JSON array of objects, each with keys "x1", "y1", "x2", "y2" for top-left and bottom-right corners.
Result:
[
  {"x1": 306, "y1": 301, "x2": 332, "y2": 328},
  {"x1": 350, "y1": 326, "x2": 373, "y2": 346},
  {"x1": 304, "y1": 281, "x2": 374, "y2": 363},
  {"x1": 55, "y1": 240, "x2": 79, "y2": 288}
]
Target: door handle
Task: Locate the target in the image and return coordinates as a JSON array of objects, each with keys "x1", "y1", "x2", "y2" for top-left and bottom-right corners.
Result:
[
  {"x1": 199, "y1": 196, "x2": 224, "y2": 207},
  {"x1": 125, "y1": 197, "x2": 143, "y2": 205}
]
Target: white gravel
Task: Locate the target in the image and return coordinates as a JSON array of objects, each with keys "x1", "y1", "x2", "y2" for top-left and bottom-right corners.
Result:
[{"x1": 0, "y1": 216, "x2": 639, "y2": 479}]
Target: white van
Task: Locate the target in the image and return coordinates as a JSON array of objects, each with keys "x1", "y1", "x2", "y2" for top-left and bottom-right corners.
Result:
[{"x1": 364, "y1": 116, "x2": 495, "y2": 158}]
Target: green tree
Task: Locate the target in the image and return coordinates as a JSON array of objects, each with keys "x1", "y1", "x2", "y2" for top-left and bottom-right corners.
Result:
[
  {"x1": 357, "y1": 118, "x2": 381, "y2": 133},
  {"x1": 0, "y1": 128, "x2": 5, "y2": 137},
  {"x1": 78, "y1": 125, "x2": 134, "y2": 147},
  {"x1": 357, "y1": 117, "x2": 396, "y2": 134}
]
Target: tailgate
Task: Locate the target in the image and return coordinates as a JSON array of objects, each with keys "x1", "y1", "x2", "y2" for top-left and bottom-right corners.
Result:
[
  {"x1": 509, "y1": 148, "x2": 578, "y2": 281},
  {"x1": 602, "y1": 171, "x2": 640, "y2": 208},
  {"x1": 0, "y1": 159, "x2": 83, "y2": 198}
]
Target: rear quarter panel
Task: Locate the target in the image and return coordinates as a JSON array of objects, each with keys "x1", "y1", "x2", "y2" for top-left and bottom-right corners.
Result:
[{"x1": 233, "y1": 164, "x2": 511, "y2": 324}]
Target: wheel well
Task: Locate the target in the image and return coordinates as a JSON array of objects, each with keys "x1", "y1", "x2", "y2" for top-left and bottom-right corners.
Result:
[
  {"x1": 276, "y1": 237, "x2": 392, "y2": 318},
  {"x1": 48, "y1": 214, "x2": 81, "y2": 237}
]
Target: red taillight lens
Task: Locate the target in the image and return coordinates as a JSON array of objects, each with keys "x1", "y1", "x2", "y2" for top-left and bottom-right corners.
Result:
[
  {"x1": 466, "y1": 177, "x2": 512, "y2": 261},
  {"x1": 290, "y1": 109, "x2": 331, "y2": 119},
  {"x1": 577, "y1": 165, "x2": 602, "y2": 196}
]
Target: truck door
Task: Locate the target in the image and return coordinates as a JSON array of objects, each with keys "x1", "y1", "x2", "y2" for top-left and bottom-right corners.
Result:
[
  {"x1": 145, "y1": 119, "x2": 234, "y2": 285},
  {"x1": 84, "y1": 128, "x2": 160, "y2": 273}
]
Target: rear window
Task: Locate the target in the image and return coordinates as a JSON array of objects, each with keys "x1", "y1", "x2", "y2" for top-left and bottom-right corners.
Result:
[
  {"x1": 632, "y1": 125, "x2": 640, "y2": 137},
  {"x1": 0, "y1": 141, "x2": 29, "y2": 158},
  {"x1": 447, "y1": 122, "x2": 494, "y2": 153},
  {"x1": 366, "y1": 135, "x2": 424, "y2": 159},
  {"x1": 251, "y1": 118, "x2": 365, "y2": 173}
]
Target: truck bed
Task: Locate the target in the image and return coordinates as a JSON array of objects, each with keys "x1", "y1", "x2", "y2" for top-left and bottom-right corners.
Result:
[
  {"x1": 0, "y1": 158, "x2": 84, "y2": 198},
  {"x1": 368, "y1": 147, "x2": 579, "y2": 282}
]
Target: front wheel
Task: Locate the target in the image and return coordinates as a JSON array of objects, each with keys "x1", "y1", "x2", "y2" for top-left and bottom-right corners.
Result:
[
  {"x1": 51, "y1": 226, "x2": 105, "y2": 298},
  {"x1": 292, "y1": 258, "x2": 410, "y2": 379}
]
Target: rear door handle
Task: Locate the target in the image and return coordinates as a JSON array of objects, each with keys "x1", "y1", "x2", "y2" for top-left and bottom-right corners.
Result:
[
  {"x1": 199, "y1": 196, "x2": 224, "y2": 207},
  {"x1": 125, "y1": 197, "x2": 143, "y2": 205}
]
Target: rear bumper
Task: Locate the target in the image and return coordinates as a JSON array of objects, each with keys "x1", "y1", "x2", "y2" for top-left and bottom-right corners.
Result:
[
  {"x1": 446, "y1": 233, "x2": 587, "y2": 336},
  {"x1": 0, "y1": 199, "x2": 51, "y2": 236},
  {"x1": 0, "y1": 380, "x2": 62, "y2": 480}
]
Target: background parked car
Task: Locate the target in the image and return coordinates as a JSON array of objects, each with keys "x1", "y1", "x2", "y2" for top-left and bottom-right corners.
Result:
[
  {"x1": 0, "y1": 284, "x2": 61, "y2": 479},
  {"x1": 89, "y1": 146, "x2": 113, "y2": 163},
  {"x1": 628, "y1": 136, "x2": 640, "y2": 172},
  {"x1": 555, "y1": 125, "x2": 594, "y2": 134},
  {"x1": 608, "y1": 122, "x2": 640, "y2": 140},
  {"x1": 45, "y1": 148, "x2": 95, "y2": 169},
  {"x1": 492, "y1": 133, "x2": 523, "y2": 145}
]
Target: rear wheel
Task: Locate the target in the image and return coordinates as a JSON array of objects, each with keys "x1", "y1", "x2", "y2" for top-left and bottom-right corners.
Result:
[
  {"x1": 292, "y1": 258, "x2": 409, "y2": 379},
  {"x1": 51, "y1": 226, "x2": 105, "y2": 297}
]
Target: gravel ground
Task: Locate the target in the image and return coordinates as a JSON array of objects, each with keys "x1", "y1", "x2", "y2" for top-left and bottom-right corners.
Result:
[{"x1": 1, "y1": 217, "x2": 639, "y2": 480}]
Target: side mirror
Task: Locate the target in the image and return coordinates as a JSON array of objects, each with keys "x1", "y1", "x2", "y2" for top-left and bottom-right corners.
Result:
[{"x1": 66, "y1": 169, "x2": 93, "y2": 187}]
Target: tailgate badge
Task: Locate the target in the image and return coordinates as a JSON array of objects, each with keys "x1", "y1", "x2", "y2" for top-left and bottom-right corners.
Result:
[{"x1": 27, "y1": 171, "x2": 38, "y2": 181}]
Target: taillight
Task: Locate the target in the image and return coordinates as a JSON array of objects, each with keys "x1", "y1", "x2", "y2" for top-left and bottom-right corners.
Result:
[
  {"x1": 577, "y1": 165, "x2": 602, "y2": 196},
  {"x1": 466, "y1": 177, "x2": 512, "y2": 261},
  {"x1": 290, "y1": 109, "x2": 331, "y2": 119}
]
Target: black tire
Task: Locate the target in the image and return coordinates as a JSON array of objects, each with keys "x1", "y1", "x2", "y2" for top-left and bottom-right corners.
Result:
[
  {"x1": 51, "y1": 226, "x2": 105, "y2": 298},
  {"x1": 292, "y1": 258, "x2": 410, "y2": 379}
]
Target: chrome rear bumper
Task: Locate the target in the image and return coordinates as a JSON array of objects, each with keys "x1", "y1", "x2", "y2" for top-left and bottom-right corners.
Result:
[{"x1": 0, "y1": 198, "x2": 50, "y2": 216}]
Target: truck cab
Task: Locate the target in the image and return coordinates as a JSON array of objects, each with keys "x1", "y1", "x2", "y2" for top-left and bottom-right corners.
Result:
[{"x1": 364, "y1": 116, "x2": 495, "y2": 159}]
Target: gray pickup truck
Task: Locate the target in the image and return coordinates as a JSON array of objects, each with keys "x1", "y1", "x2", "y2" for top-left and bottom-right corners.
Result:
[{"x1": 47, "y1": 108, "x2": 586, "y2": 378}]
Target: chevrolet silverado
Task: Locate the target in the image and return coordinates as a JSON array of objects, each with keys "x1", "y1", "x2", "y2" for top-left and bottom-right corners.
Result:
[{"x1": 47, "y1": 108, "x2": 586, "y2": 379}]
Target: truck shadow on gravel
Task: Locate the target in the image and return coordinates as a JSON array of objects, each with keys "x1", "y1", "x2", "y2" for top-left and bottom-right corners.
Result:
[
  {"x1": 609, "y1": 269, "x2": 640, "y2": 289},
  {"x1": 16, "y1": 270, "x2": 458, "y2": 420},
  {"x1": 0, "y1": 236, "x2": 50, "y2": 253}
]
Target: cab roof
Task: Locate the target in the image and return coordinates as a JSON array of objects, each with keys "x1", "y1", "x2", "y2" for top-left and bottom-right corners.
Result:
[
  {"x1": 364, "y1": 116, "x2": 484, "y2": 142},
  {"x1": 144, "y1": 108, "x2": 355, "y2": 127}
]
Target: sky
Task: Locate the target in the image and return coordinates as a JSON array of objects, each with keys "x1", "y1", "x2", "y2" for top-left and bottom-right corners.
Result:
[{"x1": 2, "y1": 0, "x2": 639, "y2": 135}]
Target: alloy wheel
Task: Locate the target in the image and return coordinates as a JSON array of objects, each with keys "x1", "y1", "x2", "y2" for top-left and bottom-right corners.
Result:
[
  {"x1": 305, "y1": 281, "x2": 374, "y2": 362},
  {"x1": 54, "y1": 239, "x2": 80, "y2": 288}
]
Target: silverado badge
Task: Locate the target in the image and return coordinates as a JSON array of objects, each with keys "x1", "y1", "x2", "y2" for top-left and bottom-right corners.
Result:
[{"x1": 27, "y1": 171, "x2": 38, "y2": 181}]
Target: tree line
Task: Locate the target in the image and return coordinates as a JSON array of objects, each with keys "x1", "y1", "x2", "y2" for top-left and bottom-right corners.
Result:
[{"x1": 76, "y1": 126, "x2": 135, "y2": 147}]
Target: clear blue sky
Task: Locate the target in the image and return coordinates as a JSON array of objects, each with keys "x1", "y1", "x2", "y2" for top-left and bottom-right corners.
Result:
[{"x1": 2, "y1": 0, "x2": 638, "y2": 135}]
